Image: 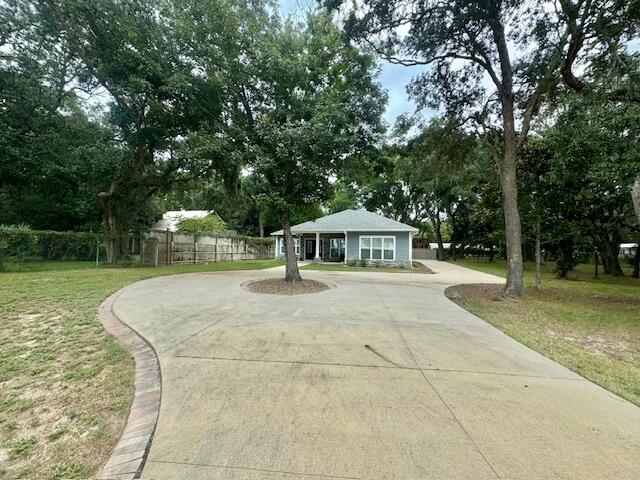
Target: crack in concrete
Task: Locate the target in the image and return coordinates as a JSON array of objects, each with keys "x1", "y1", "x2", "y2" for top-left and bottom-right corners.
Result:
[
  {"x1": 148, "y1": 459, "x2": 368, "y2": 479},
  {"x1": 367, "y1": 273, "x2": 503, "y2": 480}
]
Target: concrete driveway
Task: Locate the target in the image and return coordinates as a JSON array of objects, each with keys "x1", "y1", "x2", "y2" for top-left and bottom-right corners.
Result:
[{"x1": 112, "y1": 261, "x2": 640, "y2": 479}]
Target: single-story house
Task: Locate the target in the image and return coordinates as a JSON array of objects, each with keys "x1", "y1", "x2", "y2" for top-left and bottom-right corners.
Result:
[
  {"x1": 619, "y1": 243, "x2": 638, "y2": 258},
  {"x1": 270, "y1": 209, "x2": 418, "y2": 266}
]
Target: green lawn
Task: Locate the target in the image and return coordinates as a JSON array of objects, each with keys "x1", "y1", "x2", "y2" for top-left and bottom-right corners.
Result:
[
  {"x1": 0, "y1": 259, "x2": 281, "y2": 479},
  {"x1": 447, "y1": 259, "x2": 640, "y2": 406},
  {"x1": 1, "y1": 260, "x2": 100, "y2": 272},
  {"x1": 300, "y1": 261, "x2": 432, "y2": 273}
]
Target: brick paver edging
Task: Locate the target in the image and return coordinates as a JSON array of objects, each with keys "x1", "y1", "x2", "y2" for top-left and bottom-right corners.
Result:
[{"x1": 96, "y1": 290, "x2": 161, "y2": 480}]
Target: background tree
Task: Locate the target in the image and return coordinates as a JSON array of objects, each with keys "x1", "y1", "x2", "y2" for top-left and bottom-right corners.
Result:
[
  {"x1": 0, "y1": 1, "x2": 123, "y2": 232},
  {"x1": 542, "y1": 94, "x2": 639, "y2": 276},
  {"x1": 329, "y1": 0, "x2": 638, "y2": 296},
  {"x1": 178, "y1": 11, "x2": 386, "y2": 281},
  {"x1": 37, "y1": 0, "x2": 236, "y2": 262},
  {"x1": 326, "y1": 181, "x2": 359, "y2": 214},
  {"x1": 403, "y1": 119, "x2": 482, "y2": 260}
]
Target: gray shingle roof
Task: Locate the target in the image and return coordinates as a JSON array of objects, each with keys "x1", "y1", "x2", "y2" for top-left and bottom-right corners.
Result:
[{"x1": 270, "y1": 209, "x2": 418, "y2": 235}]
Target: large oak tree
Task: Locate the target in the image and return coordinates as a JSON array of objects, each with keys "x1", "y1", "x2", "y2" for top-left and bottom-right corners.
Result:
[
  {"x1": 177, "y1": 6, "x2": 386, "y2": 281},
  {"x1": 329, "y1": 0, "x2": 638, "y2": 296}
]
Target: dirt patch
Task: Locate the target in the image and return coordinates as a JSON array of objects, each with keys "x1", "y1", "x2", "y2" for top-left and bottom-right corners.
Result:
[
  {"x1": 244, "y1": 278, "x2": 330, "y2": 295},
  {"x1": 447, "y1": 283, "x2": 640, "y2": 308},
  {"x1": 446, "y1": 283, "x2": 506, "y2": 302}
]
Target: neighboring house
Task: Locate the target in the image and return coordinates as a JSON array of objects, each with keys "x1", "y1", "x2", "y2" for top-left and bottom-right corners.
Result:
[
  {"x1": 151, "y1": 210, "x2": 213, "y2": 232},
  {"x1": 270, "y1": 209, "x2": 418, "y2": 266},
  {"x1": 428, "y1": 242, "x2": 452, "y2": 250},
  {"x1": 619, "y1": 243, "x2": 638, "y2": 258}
]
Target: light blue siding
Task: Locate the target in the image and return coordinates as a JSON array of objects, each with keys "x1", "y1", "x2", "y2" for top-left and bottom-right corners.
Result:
[
  {"x1": 346, "y1": 231, "x2": 411, "y2": 263},
  {"x1": 274, "y1": 236, "x2": 303, "y2": 260}
]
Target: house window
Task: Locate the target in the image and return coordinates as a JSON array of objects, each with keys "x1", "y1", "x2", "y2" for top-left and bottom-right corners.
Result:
[
  {"x1": 330, "y1": 238, "x2": 345, "y2": 259},
  {"x1": 280, "y1": 237, "x2": 300, "y2": 256},
  {"x1": 359, "y1": 236, "x2": 395, "y2": 261}
]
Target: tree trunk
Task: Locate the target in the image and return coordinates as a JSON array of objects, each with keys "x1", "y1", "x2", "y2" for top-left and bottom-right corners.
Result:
[
  {"x1": 632, "y1": 177, "x2": 640, "y2": 278},
  {"x1": 597, "y1": 233, "x2": 624, "y2": 276},
  {"x1": 97, "y1": 146, "x2": 147, "y2": 264},
  {"x1": 487, "y1": 7, "x2": 524, "y2": 296},
  {"x1": 499, "y1": 103, "x2": 525, "y2": 297},
  {"x1": 632, "y1": 234, "x2": 640, "y2": 279},
  {"x1": 101, "y1": 199, "x2": 119, "y2": 264},
  {"x1": 258, "y1": 210, "x2": 264, "y2": 238},
  {"x1": 535, "y1": 219, "x2": 541, "y2": 289},
  {"x1": 282, "y1": 216, "x2": 302, "y2": 282},
  {"x1": 632, "y1": 175, "x2": 640, "y2": 226},
  {"x1": 427, "y1": 207, "x2": 445, "y2": 261}
]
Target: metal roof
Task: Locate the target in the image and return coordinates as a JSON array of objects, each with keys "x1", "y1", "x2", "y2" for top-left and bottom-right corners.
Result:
[{"x1": 270, "y1": 209, "x2": 419, "y2": 235}]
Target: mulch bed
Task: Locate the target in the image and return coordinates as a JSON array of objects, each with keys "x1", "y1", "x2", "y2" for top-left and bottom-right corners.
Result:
[{"x1": 245, "y1": 278, "x2": 330, "y2": 295}]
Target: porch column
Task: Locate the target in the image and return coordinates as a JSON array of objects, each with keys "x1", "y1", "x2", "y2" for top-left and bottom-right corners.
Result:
[{"x1": 314, "y1": 232, "x2": 321, "y2": 262}]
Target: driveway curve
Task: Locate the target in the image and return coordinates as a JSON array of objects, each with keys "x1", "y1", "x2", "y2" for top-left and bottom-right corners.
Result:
[{"x1": 112, "y1": 261, "x2": 640, "y2": 479}]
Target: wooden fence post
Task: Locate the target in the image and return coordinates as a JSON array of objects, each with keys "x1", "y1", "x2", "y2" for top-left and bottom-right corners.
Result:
[
  {"x1": 194, "y1": 238, "x2": 198, "y2": 264},
  {"x1": 154, "y1": 242, "x2": 159, "y2": 267},
  {"x1": 169, "y1": 231, "x2": 174, "y2": 265},
  {"x1": 165, "y1": 229, "x2": 170, "y2": 265},
  {"x1": 214, "y1": 237, "x2": 218, "y2": 263}
]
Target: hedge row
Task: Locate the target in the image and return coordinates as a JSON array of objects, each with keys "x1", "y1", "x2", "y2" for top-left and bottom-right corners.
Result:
[{"x1": 0, "y1": 227, "x2": 101, "y2": 261}]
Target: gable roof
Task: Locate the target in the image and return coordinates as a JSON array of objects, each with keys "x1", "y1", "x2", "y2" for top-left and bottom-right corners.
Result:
[{"x1": 270, "y1": 209, "x2": 418, "y2": 235}]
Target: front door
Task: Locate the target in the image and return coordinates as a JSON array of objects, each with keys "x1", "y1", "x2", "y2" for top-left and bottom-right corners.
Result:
[{"x1": 305, "y1": 239, "x2": 315, "y2": 260}]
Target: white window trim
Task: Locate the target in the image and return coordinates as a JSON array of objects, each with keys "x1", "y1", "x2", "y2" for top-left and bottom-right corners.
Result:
[
  {"x1": 359, "y1": 235, "x2": 395, "y2": 261},
  {"x1": 280, "y1": 237, "x2": 300, "y2": 256}
]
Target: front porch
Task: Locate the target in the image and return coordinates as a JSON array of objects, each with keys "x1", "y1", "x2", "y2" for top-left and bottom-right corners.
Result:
[{"x1": 276, "y1": 232, "x2": 346, "y2": 262}]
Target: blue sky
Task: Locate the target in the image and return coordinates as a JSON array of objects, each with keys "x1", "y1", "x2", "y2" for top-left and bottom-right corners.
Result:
[{"x1": 279, "y1": 0, "x2": 429, "y2": 127}]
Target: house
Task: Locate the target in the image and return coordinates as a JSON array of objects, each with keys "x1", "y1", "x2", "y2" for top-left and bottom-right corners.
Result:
[
  {"x1": 270, "y1": 209, "x2": 418, "y2": 266},
  {"x1": 619, "y1": 243, "x2": 638, "y2": 258},
  {"x1": 428, "y1": 242, "x2": 452, "y2": 250},
  {"x1": 151, "y1": 210, "x2": 213, "y2": 232}
]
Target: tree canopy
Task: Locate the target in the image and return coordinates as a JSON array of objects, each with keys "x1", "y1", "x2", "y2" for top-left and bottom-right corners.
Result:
[{"x1": 1, "y1": 0, "x2": 639, "y2": 283}]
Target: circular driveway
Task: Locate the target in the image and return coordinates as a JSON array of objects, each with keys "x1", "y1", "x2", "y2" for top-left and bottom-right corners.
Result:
[{"x1": 112, "y1": 262, "x2": 640, "y2": 479}]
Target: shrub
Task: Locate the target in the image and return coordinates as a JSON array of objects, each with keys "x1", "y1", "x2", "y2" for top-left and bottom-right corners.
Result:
[
  {"x1": 115, "y1": 255, "x2": 142, "y2": 268},
  {"x1": 554, "y1": 253, "x2": 578, "y2": 278},
  {"x1": 244, "y1": 236, "x2": 275, "y2": 248},
  {"x1": 0, "y1": 227, "x2": 101, "y2": 262},
  {"x1": 177, "y1": 214, "x2": 226, "y2": 235},
  {"x1": 620, "y1": 254, "x2": 634, "y2": 266}
]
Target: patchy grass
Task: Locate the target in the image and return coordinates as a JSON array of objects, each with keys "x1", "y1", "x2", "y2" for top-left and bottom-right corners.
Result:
[
  {"x1": 0, "y1": 259, "x2": 281, "y2": 479},
  {"x1": 1, "y1": 260, "x2": 99, "y2": 273},
  {"x1": 447, "y1": 259, "x2": 640, "y2": 406},
  {"x1": 301, "y1": 261, "x2": 433, "y2": 274}
]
